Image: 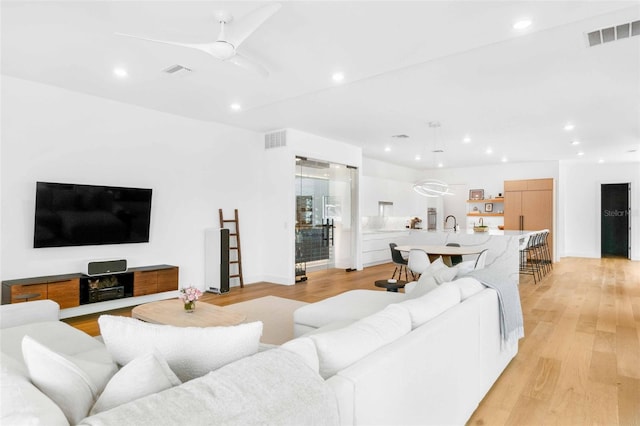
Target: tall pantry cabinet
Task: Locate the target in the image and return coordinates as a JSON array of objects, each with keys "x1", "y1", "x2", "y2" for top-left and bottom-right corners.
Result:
[{"x1": 504, "y1": 178, "x2": 554, "y2": 260}]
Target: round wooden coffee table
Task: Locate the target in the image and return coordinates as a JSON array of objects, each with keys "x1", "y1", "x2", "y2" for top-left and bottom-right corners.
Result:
[
  {"x1": 374, "y1": 279, "x2": 408, "y2": 292},
  {"x1": 132, "y1": 299, "x2": 246, "y2": 327}
]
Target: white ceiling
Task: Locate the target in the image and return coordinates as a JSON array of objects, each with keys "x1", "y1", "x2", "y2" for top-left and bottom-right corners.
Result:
[{"x1": 2, "y1": 1, "x2": 639, "y2": 170}]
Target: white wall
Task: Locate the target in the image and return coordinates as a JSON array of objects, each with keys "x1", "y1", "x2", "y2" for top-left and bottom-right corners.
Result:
[
  {"x1": 361, "y1": 158, "x2": 426, "y2": 218},
  {"x1": 261, "y1": 129, "x2": 363, "y2": 283},
  {"x1": 560, "y1": 161, "x2": 640, "y2": 260},
  {"x1": 1, "y1": 77, "x2": 266, "y2": 288}
]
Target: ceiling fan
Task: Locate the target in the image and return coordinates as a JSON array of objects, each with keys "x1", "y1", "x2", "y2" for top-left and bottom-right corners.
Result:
[{"x1": 116, "y1": 3, "x2": 281, "y2": 77}]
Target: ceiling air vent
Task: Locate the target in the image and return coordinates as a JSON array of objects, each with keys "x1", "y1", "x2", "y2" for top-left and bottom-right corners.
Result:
[
  {"x1": 162, "y1": 64, "x2": 192, "y2": 74},
  {"x1": 586, "y1": 20, "x2": 640, "y2": 47},
  {"x1": 265, "y1": 130, "x2": 287, "y2": 149},
  {"x1": 391, "y1": 134, "x2": 410, "y2": 139}
]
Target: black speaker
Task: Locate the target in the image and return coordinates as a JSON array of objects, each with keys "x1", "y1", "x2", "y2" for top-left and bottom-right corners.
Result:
[
  {"x1": 219, "y1": 228, "x2": 230, "y2": 293},
  {"x1": 205, "y1": 228, "x2": 230, "y2": 294},
  {"x1": 86, "y1": 259, "x2": 127, "y2": 276}
]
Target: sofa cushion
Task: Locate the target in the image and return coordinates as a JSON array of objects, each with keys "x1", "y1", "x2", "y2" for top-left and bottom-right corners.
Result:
[
  {"x1": 0, "y1": 321, "x2": 113, "y2": 371},
  {"x1": 1, "y1": 353, "x2": 69, "y2": 426},
  {"x1": 90, "y1": 352, "x2": 181, "y2": 415},
  {"x1": 98, "y1": 315, "x2": 263, "y2": 382},
  {"x1": 21, "y1": 336, "x2": 117, "y2": 425},
  {"x1": 311, "y1": 304, "x2": 411, "y2": 379},
  {"x1": 0, "y1": 300, "x2": 60, "y2": 329},
  {"x1": 78, "y1": 348, "x2": 339, "y2": 426},
  {"x1": 398, "y1": 282, "x2": 462, "y2": 329},
  {"x1": 294, "y1": 289, "x2": 405, "y2": 332},
  {"x1": 453, "y1": 277, "x2": 486, "y2": 301},
  {"x1": 280, "y1": 337, "x2": 320, "y2": 374}
]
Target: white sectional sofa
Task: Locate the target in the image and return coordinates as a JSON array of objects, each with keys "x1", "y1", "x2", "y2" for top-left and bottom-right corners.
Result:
[
  {"x1": 1, "y1": 270, "x2": 522, "y2": 425},
  {"x1": 293, "y1": 276, "x2": 520, "y2": 425},
  {"x1": 0, "y1": 300, "x2": 338, "y2": 425}
]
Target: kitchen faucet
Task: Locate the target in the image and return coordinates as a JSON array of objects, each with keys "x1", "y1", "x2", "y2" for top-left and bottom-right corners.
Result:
[{"x1": 445, "y1": 215, "x2": 459, "y2": 231}]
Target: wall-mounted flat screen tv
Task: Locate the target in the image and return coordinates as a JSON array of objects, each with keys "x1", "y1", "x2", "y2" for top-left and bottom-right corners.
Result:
[{"x1": 33, "y1": 182, "x2": 152, "y2": 248}]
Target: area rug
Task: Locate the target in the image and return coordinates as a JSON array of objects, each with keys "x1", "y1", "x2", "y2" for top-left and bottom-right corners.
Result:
[{"x1": 225, "y1": 296, "x2": 308, "y2": 345}]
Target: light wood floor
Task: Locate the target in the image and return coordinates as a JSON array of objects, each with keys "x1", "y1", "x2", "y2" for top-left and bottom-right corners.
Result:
[{"x1": 64, "y1": 257, "x2": 640, "y2": 425}]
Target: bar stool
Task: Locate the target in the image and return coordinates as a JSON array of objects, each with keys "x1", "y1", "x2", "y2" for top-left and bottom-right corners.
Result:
[
  {"x1": 540, "y1": 230, "x2": 553, "y2": 275},
  {"x1": 520, "y1": 233, "x2": 541, "y2": 284}
]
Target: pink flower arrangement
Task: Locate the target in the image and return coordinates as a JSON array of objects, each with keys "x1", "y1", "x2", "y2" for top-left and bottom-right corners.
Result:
[{"x1": 178, "y1": 286, "x2": 202, "y2": 302}]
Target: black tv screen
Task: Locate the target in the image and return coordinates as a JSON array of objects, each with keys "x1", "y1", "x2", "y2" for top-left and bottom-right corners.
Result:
[{"x1": 34, "y1": 182, "x2": 152, "y2": 248}]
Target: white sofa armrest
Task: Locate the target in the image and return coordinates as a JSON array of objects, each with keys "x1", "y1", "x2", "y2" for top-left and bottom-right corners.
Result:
[{"x1": 0, "y1": 300, "x2": 60, "y2": 329}]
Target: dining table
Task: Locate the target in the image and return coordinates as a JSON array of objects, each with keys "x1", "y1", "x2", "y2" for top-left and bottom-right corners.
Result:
[{"x1": 394, "y1": 245, "x2": 484, "y2": 266}]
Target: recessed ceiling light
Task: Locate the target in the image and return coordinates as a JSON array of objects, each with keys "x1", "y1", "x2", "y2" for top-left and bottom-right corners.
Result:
[
  {"x1": 113, "y1": 67, "x2": 128, "y2": 78},
  {"x1": 513, "y1": 19, "x2": 532, "y2": 30},
  {"x1": 230, "y1": 103, "x2": 242, "y2": 111},
  {"x1": 577, "y1": 151, "x2": 585, "y2": 156},
  {"x1": 564, "y1": 123, "x2": 575, "y2": 131},
  {"x1": 571, "y1": 140, "x2": 580, "y2": 146},
  {"x1": 332, "y1": 72, "x2": 345, "y2": 82},
  {"x1": 437, "y1": 162, "x2": 444, "y2": 168},
  {"x1": 415, "y1": 155, "x2": 421, "y2": 161},
  {"x1": 463, "y1": 136, "x2": 471, "y2": 143},
  {"x1": 598, "y1": 159, "x2": 604, "y2": 163},
  {"x1": 384, "y1": 146, "x2": 391, "y2": 152},
  {"x1": 486, "y1": 147, "x2": 493, "y2": 154},
  {"x1": 501, "y1": 156, "x2": 508, "y2": 162}
]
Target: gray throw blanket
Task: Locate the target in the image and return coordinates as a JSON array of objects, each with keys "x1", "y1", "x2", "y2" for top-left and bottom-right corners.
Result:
[{"x1": 467, "y1": 268, "x2": 525, "y2": 346}]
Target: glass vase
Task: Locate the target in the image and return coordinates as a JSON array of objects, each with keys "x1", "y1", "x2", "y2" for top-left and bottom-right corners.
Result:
[{"x1": 184, "y1": 301, "x2": 195, "y2": 313}]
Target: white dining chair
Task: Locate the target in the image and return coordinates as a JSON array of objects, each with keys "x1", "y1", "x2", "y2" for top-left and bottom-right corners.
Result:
[
  {"x1": 473, "y1": 249, "x2": 489, "y2": 270},
  {"x1": 407, "y1": 249, "x2": 431, "y2": 278},
  {"x1": 454, "y1": 249, "x2": 489, "y2": 275}
]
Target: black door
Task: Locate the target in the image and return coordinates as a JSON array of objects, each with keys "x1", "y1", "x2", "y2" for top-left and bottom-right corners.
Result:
[{"x1": 601, "y1": 183, "x2": 629, "y2": 258}]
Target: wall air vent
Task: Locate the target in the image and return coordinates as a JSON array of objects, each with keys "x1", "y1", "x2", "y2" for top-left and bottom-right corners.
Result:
[
  {"x1": 162, "y1": 64, "x2": 192, "y2": 74},
  {"x1": 265, "y1": 130, "x2": 287, "y2": 149},
  {"x1": 586, "y1": 20, "x2": 640, "y2": 47}
]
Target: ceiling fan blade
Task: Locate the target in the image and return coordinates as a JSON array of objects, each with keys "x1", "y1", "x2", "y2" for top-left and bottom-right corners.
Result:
[
  {"x1": 227, "y1": 53, "x2": 269, "y2": 78},
  {"x1": 115, "y1": 32, "x2": 219, "y2": 57},
  {"x1": 225, "y1": 3, "x2": 281, "y2": 48}
]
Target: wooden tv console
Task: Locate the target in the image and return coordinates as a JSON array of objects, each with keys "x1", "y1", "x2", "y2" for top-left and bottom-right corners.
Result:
[{"x1": 1, "y1": 264, "x2": 178, "y2": 309}]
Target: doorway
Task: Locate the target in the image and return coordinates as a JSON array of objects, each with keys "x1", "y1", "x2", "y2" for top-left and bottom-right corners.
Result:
[
  {"x1": 601, "y1": 183, "x2": 630, "y2": 258},
  {"x1": 295, "y1": 157, "x2": 357, "y2": 281}
]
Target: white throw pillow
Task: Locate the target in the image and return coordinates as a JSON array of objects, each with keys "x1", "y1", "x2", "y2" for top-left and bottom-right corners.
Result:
[
  {"x1": 453, "y1": 261, "x2": 476, "y2": 277},
  {"x1": 1, "y1": 354, "x2": 69, "y2": 426},
  {"x1": 98, "y1": 315, "x2": 263, "y2": 382},
  {"x1": 408, "y1": 258, "x2": 458, "y2": 299},
  {"x1": 453, "y1": 277, "x2": 486, "y2": 301},
  {"x1": 90, "y1": 352, "x2": 181, "y2": 415},
  {"x1": 398, "y1": 282, "x2": 461, "y2": 329},
  {"x1": 406, "y1": 275, "x2": 438, "y2": 299},
  {"x1": 311, "y1": 304, "x2": 411, "y2": 379},
  {"x1": 21, "y1": 336, "x2": 117, "y2": 425}
]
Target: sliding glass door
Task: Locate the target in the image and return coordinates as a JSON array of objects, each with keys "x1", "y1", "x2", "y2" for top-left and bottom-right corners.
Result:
[{"x1": 295, "y1": 157, "x2": 357, "y2": 280}]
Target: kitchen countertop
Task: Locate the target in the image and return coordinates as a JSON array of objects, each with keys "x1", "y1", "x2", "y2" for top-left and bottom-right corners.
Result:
[{"x1": 363, "y1": 228, "x2": 537, "y2": 237}]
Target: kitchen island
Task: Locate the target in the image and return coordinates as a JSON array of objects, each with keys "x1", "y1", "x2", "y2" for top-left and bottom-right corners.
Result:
[{"x1": 364, "y1": 229, "x2": 534, "y2": 284}]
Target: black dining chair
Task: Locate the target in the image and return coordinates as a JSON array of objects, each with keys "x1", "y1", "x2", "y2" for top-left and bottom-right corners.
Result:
[
  {"x1": 445, "y1": 242, "x2": 463, "y2": 266},
  {"x1": 389, "y1": 243, "x2": 410, "y2": 281}
]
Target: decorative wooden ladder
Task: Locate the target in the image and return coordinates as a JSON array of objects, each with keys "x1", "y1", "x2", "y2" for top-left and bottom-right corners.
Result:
[{"x1": 219, "y1": 209, "x2": 244, "y2": 288}]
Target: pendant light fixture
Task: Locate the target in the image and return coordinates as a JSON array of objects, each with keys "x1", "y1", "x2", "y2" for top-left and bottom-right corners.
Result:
[
  {"x1": 413, "y1": 179, "x2": 453, "y2": 197},
  {"x1": 413, "y1": 121, "x2": 453, "y2": 197}
]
